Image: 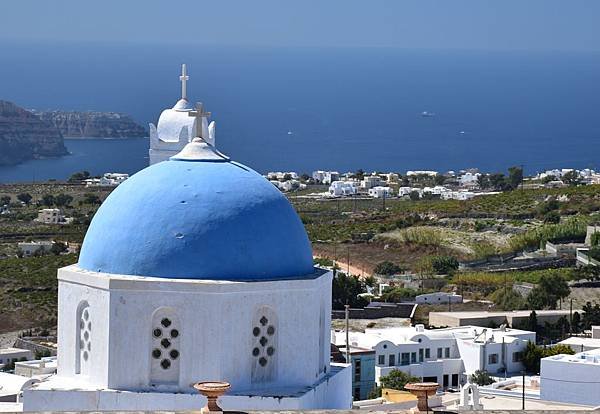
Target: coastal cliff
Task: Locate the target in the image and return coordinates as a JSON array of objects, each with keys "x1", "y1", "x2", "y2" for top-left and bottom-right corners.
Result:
[
  {"x1": 0, "y1": 100, "x2": 68, "y2": 166},
  {"x1": 34, "y1": 110, "x2": 146, "y2": 138}
]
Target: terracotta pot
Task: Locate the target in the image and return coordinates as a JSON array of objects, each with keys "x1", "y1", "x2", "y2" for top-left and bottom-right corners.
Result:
[
  {"x1": 404, "y1": 382, "x2": 439, "y2": 412},
  {"x1": 194, "y1": 381, "x2": 231, "y2": 412}
]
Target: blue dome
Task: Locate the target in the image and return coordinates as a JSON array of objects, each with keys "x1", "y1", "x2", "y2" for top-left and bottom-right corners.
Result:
[{"x1": 78, "y1": 158, "x2": 314, "y2": 281}]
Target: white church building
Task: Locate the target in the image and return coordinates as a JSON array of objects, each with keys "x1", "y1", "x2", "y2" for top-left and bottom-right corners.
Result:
[
  {"x1": 21, "y1": 66, "x2": 351, "y2": 412},
  {"x1": 148, "y1": 64, "x2": 216, "y2": 165}
]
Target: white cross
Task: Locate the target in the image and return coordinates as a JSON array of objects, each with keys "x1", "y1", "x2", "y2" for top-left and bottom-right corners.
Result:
[
  {"x1": 188, "y1": 102, "x2": 211, "y2": 139},
  {"x1": 179, "y1": 64, "x2": 189, "y2": 100}
]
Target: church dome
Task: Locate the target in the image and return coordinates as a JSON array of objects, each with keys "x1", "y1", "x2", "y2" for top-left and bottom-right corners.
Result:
[{"x1": 78, "y1": 142, "x2": 314, "y2": 281}]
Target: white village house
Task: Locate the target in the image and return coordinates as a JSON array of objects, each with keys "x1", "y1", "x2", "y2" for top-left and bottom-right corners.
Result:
[
  {"x1": 329, "y1": 181, "x2": 358, "y2": 197},
  {"x1": 35, "y1": 208, "x2": 63, "y2": 224},
  {"x1": 333, "y1": 325, "x2": 534, "y2": 390},
  {"x1": 367, "y1": 186, "x2": 392, "y2": 198}
]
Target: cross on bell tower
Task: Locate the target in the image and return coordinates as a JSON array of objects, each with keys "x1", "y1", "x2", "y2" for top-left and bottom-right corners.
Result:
[
  {"x1": 179, "y1": 64, "x2": 189, "y2": 101},
  {"x1": 188, "y1": 102, "x2": 211, "y2": 140}
]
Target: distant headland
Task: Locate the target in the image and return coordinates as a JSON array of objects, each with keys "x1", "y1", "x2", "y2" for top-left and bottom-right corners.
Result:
[
  {"x1": 32, "y1": 109, "x2": 146, "y2": 139},
  {"x1": 0, "y1": 100, "x2": 146, "y2": 167}
]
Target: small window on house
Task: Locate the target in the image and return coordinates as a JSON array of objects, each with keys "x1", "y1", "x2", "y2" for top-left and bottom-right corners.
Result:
[
  {"x1": 425, "y1": 348, "x2": 430, "y2": 359},
  {"x1": 488, "y1": 353, "x2": 499, "y2": 364},
  {"x1": 411, "y1": 352, "x2": 417, "y2": 363},
  {"x1": 512, "y1": 352, "x2": 523, "y2": 362},
  {"x1": 401, "y1": 352, "x2": 410, "y2": 366},
  {"x1": 354, "y1": 359, "x2": 361, "y2": 381},
  {"x1": 437, "y1": 347, "x2": 443, "y2": 358},
  {"x1": 378, "y1": 355, "x2": 385, "y2": 365},
  {"x1": 388, "y1": 354, "x2": 395, "y2": 366},
  {"x1": 418, "y1": 348, "x2": 424, "y2": 362},
  {"x1": 445, "y1": 347, "x2": 450, "y2": 358}
]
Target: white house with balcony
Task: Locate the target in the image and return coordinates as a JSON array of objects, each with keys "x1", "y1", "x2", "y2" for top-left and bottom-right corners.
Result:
[{"x1": 333, "y1": 325, "x2": 534, "y2": 390}]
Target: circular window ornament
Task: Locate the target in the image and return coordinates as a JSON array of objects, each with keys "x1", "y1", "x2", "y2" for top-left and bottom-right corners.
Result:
[
  {"x1": 161, "y1": 359, "x2": 171, "y2": 369},
  {"x1": 161, "y1": 318, "x2": 172, "y2": 328},
  {"x1": 259, "y1": 357, "x2": 267, "y2": 367},
  {"x1": 170, "y1": 329, "x2": 179, "y2": 338},
  {"x1": 161, "y1": 338, "x2": 171, "y2": 349},
  {"x1": 152, "y1": 349, "x2": 162, "y2": 359},
  {"x1": 153, "y1": 328, "x2": 162, "y2": 338},
  {"x1": 170, "y1": 349, "x2": 180, "y2": 359}
]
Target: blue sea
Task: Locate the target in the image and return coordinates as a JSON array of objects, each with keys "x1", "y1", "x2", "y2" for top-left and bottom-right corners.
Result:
[{"x1": 1, "y1": 42, "x2": 600, "y2": 182}]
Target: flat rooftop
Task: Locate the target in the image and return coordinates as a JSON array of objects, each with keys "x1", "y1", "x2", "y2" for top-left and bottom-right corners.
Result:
[
  {"x1": 0, "y1": 347, "x2": 31, "y2": 355},
  {"x1": 431, "y1": 310, "x2": 573, "y2": 318}
]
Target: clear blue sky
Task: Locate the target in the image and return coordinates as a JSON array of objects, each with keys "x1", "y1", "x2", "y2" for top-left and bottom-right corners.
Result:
[{"x1": 1, "y1": 0, "x2": 599, "y2": 51}]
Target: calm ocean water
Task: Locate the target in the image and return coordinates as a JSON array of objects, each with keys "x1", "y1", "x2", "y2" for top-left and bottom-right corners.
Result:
[{"x1": 0, "y1": 42, "x2": 599, "y2": 182}]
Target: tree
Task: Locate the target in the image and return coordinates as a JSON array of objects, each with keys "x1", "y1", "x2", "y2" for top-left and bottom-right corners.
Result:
[
  {"x1": 83, "y1": 193, "x2": 101, "y2": 205},
  {"x1": 572, "y1": 311, "x2": 582, "y2": 334},
  {"x1": 17, "y1": 193, "x2": 32, "y2": 204},
  {"x1": 489, "y1": 287, "x2": 526, "y2": 311},
  {"x1": 381, "y1": 287, "x2": 419, "y2": 303},
  {"x1": 373, "y1": 261, "x2": 403, "y2": 276},
  {"x1": 489, "y1": 173, "x2": 508, "y2": 191},
  {"x1": 55, "y1": 194, "x2": 73, "y2": 207},
  {"x1": 527, "y1": 310, "x2": 538, "y2": 333},
  {"x1": 561, "y1": 170, "x2": 580, "y2": 186},
  {"x1": 582, "y1": 301, "x2": 600, "y2": 330},
  {"x1": 507, "y1": 166, "x2": 523, "y2": 190},
  {"x1": 543, "y1": 211, "x2": 560, "y2": 224},
  {"x1": 522, "y1": 341, "x2": 544, "y2": 373},
  {"x1": 523, "y1": 341, "x2": 575, "y2": 373},
  {"x1": 50, "y1": 242, "x2": 68, "y2": 255},
  {"x1": 575, "y1": 265, "x2": 600, "y2": 282},
  {"x1": 477, "y1": 174, "x2": 491, "y2": 189},
  {"x1": 434, "y1": 175, "x2": 446, "y2": 186},
  {"x1": 429, "y1": 255, "x2": 459, "y2": 275},
  {"x1": 379, "y1": 369, "x2": 420, "y2": 391},
  {"x1": 526, "y1": 274, "x2": 570, "y2": 310},
  {"x1": 331, "y1": 272, "x2": 368, "y2": 310},
  {"x1": 0, "y1": 195, "x2": 10, "y2": 206},
  {"x1": 469, "y1": 370, "x2": 495, "y2": 386},
  {"x1": 41, "y1": 194, "x2": 55, "y2": 207},
  {"x1": 409, "y1": 190, "x2": 421, "y2": 201},
  {"x1": 68, "y1": 170, "x2": 91, "y2": 183}
]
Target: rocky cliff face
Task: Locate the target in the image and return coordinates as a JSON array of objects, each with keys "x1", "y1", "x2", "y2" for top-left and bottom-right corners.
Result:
[
  {"x1": 0, "y1": 101, "x2": 68, "y2": 166},
  {"x1": 34, "y1": 110, "x2": 146, "y2": 138}
]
